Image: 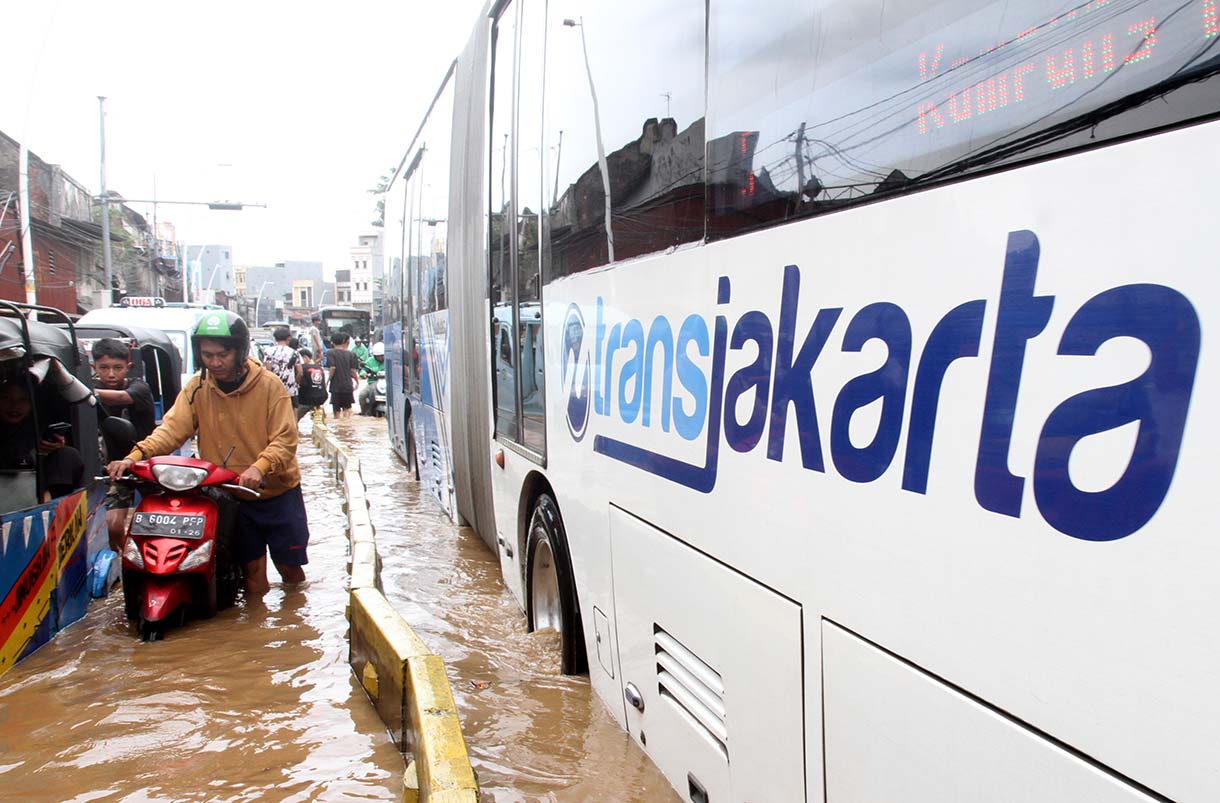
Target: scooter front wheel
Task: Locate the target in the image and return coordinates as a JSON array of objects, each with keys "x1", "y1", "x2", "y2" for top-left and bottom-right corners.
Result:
[{"x1": 138, "y1": 617, "x2": 164, "y2": 642}]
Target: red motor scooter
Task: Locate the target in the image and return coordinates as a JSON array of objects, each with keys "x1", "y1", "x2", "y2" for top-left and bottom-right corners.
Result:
[{"x1": 113, "y1": 455, "x2": 254, "y2": 641}]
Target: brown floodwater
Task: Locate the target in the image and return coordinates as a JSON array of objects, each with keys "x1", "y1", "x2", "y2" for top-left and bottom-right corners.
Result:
[
  {"x1": 331, "y1": 416, "x2": 677, "y2": 803},
  {"x1": 0, "y1": 416, "x2": 677, "y2": 803},
  {"x1": 0, "y1": 439, "x2": 402, "y2": 803}
]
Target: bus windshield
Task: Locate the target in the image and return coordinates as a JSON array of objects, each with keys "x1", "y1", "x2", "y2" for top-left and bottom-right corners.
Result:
[{"x1": 319, "y1": 309, "x2": 371, "y2": 342}]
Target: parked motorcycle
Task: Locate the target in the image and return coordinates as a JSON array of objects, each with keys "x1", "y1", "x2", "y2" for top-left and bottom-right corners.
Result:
[{"x1": 109, "y1": 453, "x2": 255, "y2": 640}]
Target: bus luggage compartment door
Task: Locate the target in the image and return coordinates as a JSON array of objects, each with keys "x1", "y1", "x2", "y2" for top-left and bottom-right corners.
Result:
[
  {"x1": 610, "y1": 506, "x2": 805, "y2": 802},
  {"x1": 822, "y1": 621, "x2": 1162, "y2": 803}
]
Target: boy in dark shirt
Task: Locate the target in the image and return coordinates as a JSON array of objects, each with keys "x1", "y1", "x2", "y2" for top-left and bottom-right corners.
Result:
[
  {"x1": 92, "y1": 338, "x2": 156, "y2": 548},
  {"x1": 93, "y1": 339, "x2": 156, "y2": 441},
  {"x1": 324, "y1": 332, "x2": 360, "y2": 419}
]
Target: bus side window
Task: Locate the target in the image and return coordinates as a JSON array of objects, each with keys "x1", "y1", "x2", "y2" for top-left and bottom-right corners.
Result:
[
  {"x1": 489, "y1": 3, "x2": 520, "y2": 444},
  {"x1": 542, "y1": 0, "x2": 705, "y2": 282},
  {"x1": 705, "y1": 0, "x2": 1220, "y2": 240}
]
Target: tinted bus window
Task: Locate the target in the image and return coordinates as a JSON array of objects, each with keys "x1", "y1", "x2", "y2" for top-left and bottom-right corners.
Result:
[
  {"x1": 707, "y1": 0, "x2": 1220, "y2": 238},
  {"x1": 519, "y1": 0, "x2": 546, "y2": 453},
  {"x1": 490, "y1": 3, "x2": 520, "y2": 442},
  {"x1": 413, "y1": 81, "x2": 454, "y2": 316},
  {"x1": 543, "y1": 0, "x2": 705, "y2": 281}
]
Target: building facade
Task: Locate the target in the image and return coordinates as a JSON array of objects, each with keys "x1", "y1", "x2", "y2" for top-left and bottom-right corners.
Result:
[
  {"x1": 185, "y1": 244, "x2": 234, "y2": 303},
  {"x1": 348, "y1": 232, "x2": 383, "y2": 321},
  {"x1": 0, "y1": 130, "x2": 166, "y2": 313},
  {"x1": 242, "y1": 260, "x2": 324, "y2": 325}
]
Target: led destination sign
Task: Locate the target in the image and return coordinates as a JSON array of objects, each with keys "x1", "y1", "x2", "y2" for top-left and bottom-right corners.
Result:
[{"x1": 915, "y1": 0, "x2": 1217, "y2": 135}]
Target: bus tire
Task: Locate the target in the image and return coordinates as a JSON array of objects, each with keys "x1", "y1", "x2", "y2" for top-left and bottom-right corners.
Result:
[
  {"x1": 405, "y1": 410, "x2": 420, "y2": 481},
  {"x1": 525, "y1": 494, "x2": 587, "y2": 675}
]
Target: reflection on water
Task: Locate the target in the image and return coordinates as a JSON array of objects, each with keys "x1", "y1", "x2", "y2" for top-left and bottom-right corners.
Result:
[
  {"x1": 0, "y1": 441, "x2": 401, "y2": 803},
  {"x1": 333, "y1": 416, "x2": 678, "y2": 802}
]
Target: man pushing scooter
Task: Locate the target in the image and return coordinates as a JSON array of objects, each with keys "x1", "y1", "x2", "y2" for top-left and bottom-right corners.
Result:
[{"x1": 108, "y1": 312, "x2": 310, "y2": 596}]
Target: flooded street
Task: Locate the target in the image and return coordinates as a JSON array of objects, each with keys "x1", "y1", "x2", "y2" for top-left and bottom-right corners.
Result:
[
  {"x1": 334, "y1": 416, "x2": 677, "y2": 803},
  {"x1": 0, "y1": 439, "x2": 401, "y2": 803},
  {"x1": 0, "y1": 415, "x2": 676, "y2": 803}
]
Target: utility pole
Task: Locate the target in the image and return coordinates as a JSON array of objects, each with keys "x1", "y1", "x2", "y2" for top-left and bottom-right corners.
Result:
[
  {"x1": 98, "y1": 97, "x2": 114, "y2": 307},
  {"x1": 151, "y1": 173, "x2": 159, "y2": 297},
  {"x1": 18, "y1": 145, "x2": 37, "y2": 305},
  {"x1": 552, "y1": 130, "x2": 563, "y2": 205},
  {"x1": 179, "y1": 241, "x2": 188, "y2": 303},
  {"x1": 794, "y1": 122, "x2": 807, "y2": 212}
]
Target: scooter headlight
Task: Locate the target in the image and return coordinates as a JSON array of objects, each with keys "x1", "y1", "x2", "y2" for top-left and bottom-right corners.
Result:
[
  {"x1": 123, "y1": 537, "x2": 145, "y2": 569},
  {"x1": 151, "y1": 464, "x2": 209, "y2": 491},
  {"x1": 375, "y1": 378, "x2": 386, "y2": 394},
  {"x1": 177, "y1": 540, "x2": 213, "y2": 571}
]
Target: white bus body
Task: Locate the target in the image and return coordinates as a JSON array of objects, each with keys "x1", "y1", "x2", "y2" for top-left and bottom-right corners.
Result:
[{"x1": 383, "y1": 2, "x2": 1219, "y2": 800}]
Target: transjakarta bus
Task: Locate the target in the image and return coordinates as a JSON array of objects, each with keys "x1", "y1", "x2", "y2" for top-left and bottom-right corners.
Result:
[{"x1": 382, "y1": 2, "x2": 1219, "y2": 800}]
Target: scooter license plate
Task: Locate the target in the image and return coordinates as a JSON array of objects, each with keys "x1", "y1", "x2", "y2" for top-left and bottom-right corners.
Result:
[{"x1": 131, "y1": 512, "x2": 206, "y2": 539}]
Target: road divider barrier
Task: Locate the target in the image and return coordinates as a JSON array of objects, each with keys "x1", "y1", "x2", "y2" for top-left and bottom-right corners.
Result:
[{"x1": 311, "y1": 411, "x2": 478, "y2": 802}]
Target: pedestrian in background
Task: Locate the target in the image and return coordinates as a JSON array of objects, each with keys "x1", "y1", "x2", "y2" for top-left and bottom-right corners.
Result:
[
  {"x1": 263, "y1": 327, "x2": 303, "y2": 420},
  {"x1": 297, "y1": 347, "x2": 328, "y2": 417},
  {"x1": 325, "y1": 332, "x2": 359, "y2": 419},
  {"x1": 308, "y1": 314, "x2": 325, "y2": 357}
]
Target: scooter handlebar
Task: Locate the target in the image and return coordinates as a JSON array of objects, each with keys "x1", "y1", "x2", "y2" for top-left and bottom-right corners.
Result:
[
  {"x1": 96, "y1": 475, "x2": 261, "y2": 498},
  {"x1": 219, "y1": 483, "x2": 262, "y2": 498}
]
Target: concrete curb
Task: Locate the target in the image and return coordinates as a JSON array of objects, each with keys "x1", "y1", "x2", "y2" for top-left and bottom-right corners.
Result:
[{"x1": 310, "y1": 411, "x2": 479, "y2": 802}]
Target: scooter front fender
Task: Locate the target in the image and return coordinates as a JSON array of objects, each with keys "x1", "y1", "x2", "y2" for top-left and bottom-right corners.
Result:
[{"x1": 141, "y1": 575, "x2": 193, "y2": 623}]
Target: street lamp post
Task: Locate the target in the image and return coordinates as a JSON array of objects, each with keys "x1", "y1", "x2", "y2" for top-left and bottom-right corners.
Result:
[
  {"x1": 98, "y1": 97, "x2": 114, "y2": 307},
  {"x1": 562, "y1": 17, "x2": 614, "y2": 263},
  {"x1": 254, "y1": 280, "x2": 271, "y2": 327}
]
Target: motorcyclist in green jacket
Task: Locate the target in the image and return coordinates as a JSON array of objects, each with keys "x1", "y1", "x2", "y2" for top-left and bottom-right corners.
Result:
[{"x1": 357, "y1": 342, "x2": 385, "y2": 416}]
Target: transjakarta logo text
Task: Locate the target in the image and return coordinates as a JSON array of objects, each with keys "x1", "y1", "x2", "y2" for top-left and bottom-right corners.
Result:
[{"x1": 560, "y1": 230, "x2": 1199, "y2": 543}]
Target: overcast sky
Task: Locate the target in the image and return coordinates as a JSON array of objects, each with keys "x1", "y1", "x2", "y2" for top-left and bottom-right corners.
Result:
[{"x1": 8, "y1": 0, "x2": 486, "y2": 280}]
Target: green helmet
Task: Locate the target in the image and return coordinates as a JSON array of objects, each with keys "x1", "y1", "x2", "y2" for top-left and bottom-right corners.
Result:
[{"x1": 191, "y1": 311, "x2": 251, "y2": 370}]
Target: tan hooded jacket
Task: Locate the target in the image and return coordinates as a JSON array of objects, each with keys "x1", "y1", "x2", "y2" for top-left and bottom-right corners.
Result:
[{"x1": 125, "y1": 357, "x2": 301, "y2": 497}]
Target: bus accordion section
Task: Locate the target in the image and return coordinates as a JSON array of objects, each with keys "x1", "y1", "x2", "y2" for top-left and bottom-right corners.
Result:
[{"x1": 382, "y1": 0, "x2": 1220, "y2": 801}]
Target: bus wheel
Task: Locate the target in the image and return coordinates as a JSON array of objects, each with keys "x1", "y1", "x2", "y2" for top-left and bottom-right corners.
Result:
[
  {"x1": 405, "y1": 411, "x2": 420, "y2": 481},
  {"x1": 526, "y1": 494, "x2": 587, "y2": 674}
]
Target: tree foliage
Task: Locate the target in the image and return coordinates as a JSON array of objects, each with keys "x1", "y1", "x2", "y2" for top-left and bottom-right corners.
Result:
[{"x1": 369, "y1": 167, "x2": 394, "y2": 228}]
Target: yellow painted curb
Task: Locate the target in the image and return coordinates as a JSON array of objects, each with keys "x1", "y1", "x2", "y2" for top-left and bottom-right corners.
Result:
[{"x1": 317, "y1": 416, "x2": 478, "y2": 801}]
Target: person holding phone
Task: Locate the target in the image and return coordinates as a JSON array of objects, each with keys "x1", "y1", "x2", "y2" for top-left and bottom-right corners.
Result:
[{"x1": 0, "y1": 381, "x2": 83, "y2": 500}]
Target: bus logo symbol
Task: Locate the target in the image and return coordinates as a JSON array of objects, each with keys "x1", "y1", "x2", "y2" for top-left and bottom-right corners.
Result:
[{"x1": 562, "y1": 304, "x2": 590, "y2": 442}]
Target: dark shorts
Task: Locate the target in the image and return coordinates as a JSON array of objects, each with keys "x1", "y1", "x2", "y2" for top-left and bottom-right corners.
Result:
[
  {"x1": 234, "y1": 485, "x2": 310, "y2": 566},
  {"x1": 331, "y1": 391, "x2": 355, "y2": 412}
]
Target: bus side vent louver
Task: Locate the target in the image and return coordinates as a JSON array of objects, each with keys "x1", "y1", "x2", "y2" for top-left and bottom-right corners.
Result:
[
  {"x1": 429, "y1": 439, "x2": 443, "y2": 493},
  {"x1": 654, "y1": 625, "x2": 729, "y2": 762}
]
